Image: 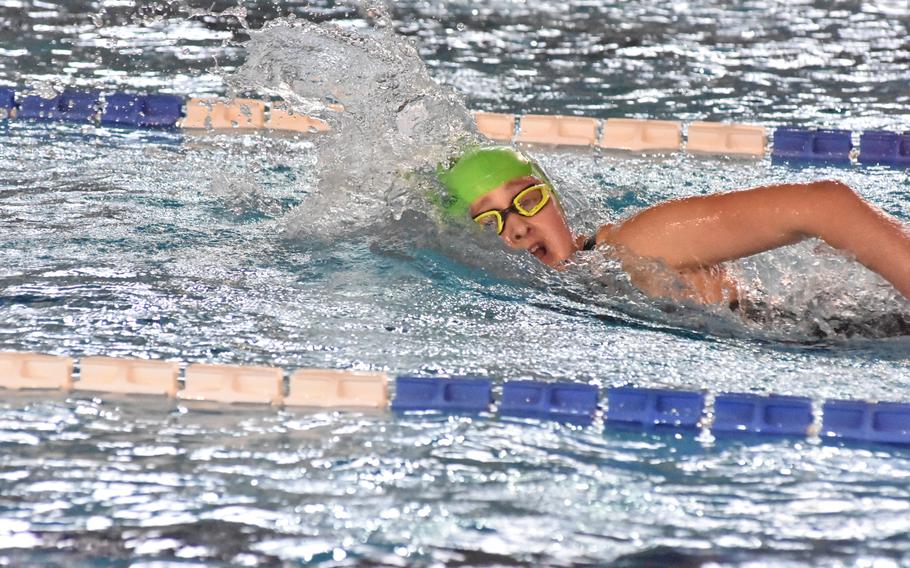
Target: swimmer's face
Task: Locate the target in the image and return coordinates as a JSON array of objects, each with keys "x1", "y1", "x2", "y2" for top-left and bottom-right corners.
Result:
[{"x1": 468, "y1": 175, "x2": 577, "y2": 267}]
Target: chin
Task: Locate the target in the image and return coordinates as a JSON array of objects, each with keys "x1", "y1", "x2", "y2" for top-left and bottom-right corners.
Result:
[{"x1": 538, "y1": 249, "x2": 573, "y2": 269}]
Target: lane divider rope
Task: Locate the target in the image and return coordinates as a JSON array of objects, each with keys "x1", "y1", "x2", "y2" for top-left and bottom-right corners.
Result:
[
  {"x1": 2, "y1": 87, "x2": 909, "y2": 445},
  {"x1": 1, "y1": 86, "x2": 908, "y2": 166},
  {"x1": 2, "y1": 351, "x2": 910, "y2": 447}
]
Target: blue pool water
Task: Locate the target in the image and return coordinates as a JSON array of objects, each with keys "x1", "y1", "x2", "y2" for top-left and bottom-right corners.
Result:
[{"x1": 2, "y1": 1, "x2": 910, "y2": 566}]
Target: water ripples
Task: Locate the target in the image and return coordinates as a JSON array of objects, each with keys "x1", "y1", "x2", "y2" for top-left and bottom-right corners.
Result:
[
  {"x1": 3, "y1": 1, "x2": 910, "y2": 565},
  {"x1": 5, "y1": 390, "x2": 910, "y2": 564}
]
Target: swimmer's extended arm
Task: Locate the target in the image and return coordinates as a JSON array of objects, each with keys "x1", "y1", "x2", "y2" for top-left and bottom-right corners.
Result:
[{"x1": 597, "y1": 180, "x2": 910, "y2": 300}]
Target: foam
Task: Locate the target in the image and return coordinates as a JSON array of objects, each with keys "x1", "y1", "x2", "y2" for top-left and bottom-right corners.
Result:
[
  {"x1": 516, "y1": 114, "x2": 598, "y2": 146},
  {"x1": 500, "y1": 380, "x2": 598, "y2": 425},
  {"x1": 178, "y1": 363, "x2": 283, "y2": 405},
  {"x1": 858, "y1": 130, "x2": 910, "y2": 166},
  {"x1": 266, "y1": 104, "x2": 331, "y2": 133},
  {"x1": 18, "y1": 90, "x2": 100, "y2": 123},
  {"x1": 101, "y1": 93, "x2": 183, "y2": 128},
  {"x1": 392, "y1": 376, "x2": 492, "y2": 413},
  {"x1": 686, "y1": 122, "x2": 765, "y2": 156},
  {"x1": 0, "y1": 352, "x2": 73, "y2": 391},
  {"x1": 473, "y1": 112, "x2": 515, "y2": 142},
  {"x1": 772, "y1": 127, "x2": 853, "y2": 163},
  {"x1": 285, "y1": 369, "x2": 387, "y2": 408},
  {"x1": 712, "y1": 393, "x2": 813, "y2": 436},
  {"x1": 76, "y1": 357, "x2": 179, "y2": 397},
  {"x1": 181, "y1": 98, "x2": 267, "y2": 130},
  {"x1": 600, "y1": 118, "x2": 682, "y2": 151}
]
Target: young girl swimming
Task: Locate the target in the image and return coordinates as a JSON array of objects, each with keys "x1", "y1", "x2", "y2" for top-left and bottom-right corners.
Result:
[{"x1": 437, "y1": 146, "x2": 910, "y2": 308}]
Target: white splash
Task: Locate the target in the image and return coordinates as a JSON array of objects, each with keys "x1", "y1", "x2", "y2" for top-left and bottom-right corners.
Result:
[{"x1": 228, "y1": 11, "x2": 479, "y2": 239}]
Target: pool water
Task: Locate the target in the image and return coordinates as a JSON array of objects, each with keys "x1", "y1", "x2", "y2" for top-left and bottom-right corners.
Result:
[{"x1": 2, "y1": 1, "x2": 910, "y2": 566}]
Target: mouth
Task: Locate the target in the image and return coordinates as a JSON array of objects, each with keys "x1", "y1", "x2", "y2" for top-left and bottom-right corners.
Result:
[{"x1": 529, "y1": 243, "x2": 548, "y2": 261}]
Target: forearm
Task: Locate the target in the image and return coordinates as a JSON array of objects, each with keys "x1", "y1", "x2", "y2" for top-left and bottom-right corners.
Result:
[
  {"x1": 804, "y1": 181, "x2": 910, "y2": 299},
  {"x1": 602, "y1": 182, "x2": 819, "y2": 267},
  {"x1": 602, "y1": 180, "x2": 910, "y2": 301}
]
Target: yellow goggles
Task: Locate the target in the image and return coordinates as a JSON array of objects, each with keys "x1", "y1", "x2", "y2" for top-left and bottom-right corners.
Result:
[{"x1": 472, "y1": 183, "x2": 551, "y2": 235}]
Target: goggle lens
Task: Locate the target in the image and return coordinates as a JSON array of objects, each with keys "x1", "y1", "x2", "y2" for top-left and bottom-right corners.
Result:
[
  {"x1": 474, "y1": 211, "x2": 503, "y2": 234},
  {"x1": 514, "y1": 185, "x2": 547, "y2": 215},
  {"x1": 471, "y1": 184, "x2": 551, "y2": 236}
]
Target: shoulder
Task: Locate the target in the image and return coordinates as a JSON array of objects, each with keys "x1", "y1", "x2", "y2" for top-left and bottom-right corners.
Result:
[{"x1": 594, "y1": 223, "x2": 618, "y2": 245}]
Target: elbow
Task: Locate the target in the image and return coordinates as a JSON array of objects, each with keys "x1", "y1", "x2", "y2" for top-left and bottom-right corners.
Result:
[
  {"x1": 800, "y1": 179, "x2": 866, "y2": 237},
  {"x1": 807, "y1": 179, "x2": 858, "y2": 201},
  {"x1": 804, "y1": 179, "x2": 863, "y2": 212}
]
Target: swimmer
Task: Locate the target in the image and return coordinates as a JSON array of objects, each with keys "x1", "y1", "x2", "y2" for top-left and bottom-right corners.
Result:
[{"x1": 437, "y1": 146, "x2": 910, "y2": 307}]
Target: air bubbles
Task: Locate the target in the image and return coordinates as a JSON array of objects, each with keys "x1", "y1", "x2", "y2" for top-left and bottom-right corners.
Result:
[{"x1": 228, "y1": 15, "x2": 478, "y2": 241}]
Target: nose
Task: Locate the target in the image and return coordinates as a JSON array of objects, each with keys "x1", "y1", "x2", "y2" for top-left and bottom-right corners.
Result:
[{"x1": 501, "y1": 214, "x2": 531, "y2": 248}]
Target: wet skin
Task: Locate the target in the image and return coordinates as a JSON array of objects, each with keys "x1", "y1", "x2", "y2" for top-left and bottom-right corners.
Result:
[
  {"x1": 469, "y1": 177, "x2": 910, "y2": 306},
  {"x1": 467, "y1": 175, "x2": 582, "y2": 268},
  {"x1": 468, "y1": 175, "x2": 739, "y2": 305}
]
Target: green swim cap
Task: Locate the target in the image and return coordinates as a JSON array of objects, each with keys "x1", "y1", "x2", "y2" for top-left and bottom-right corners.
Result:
[{"x1": 437, "y1": 146, "x2": 534, "y2": 218}]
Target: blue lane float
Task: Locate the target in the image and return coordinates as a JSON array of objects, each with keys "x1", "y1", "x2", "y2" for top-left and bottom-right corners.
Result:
[
  {"x1": 101, "y1": 93, "x2": 183, "y2": 128},
  {"x1": 500, "y1": 380, "x2": 598, "y2": 425},
  {"x1": 18, "y1": 89, "x2": 100, "y2": 123},
  {"x1": 0, "y1": 87, "x2": 14, "y2": 113},
  {"x1": 713, "y1": 393, "x2": 813, "y2": 436},
  {"x1": 392, "y1": 376, "x2": 492, "y2": 413},
  {"x1": 858, "y1": 130, "x2": 910, "y2": 167},
  {"x1": 822, "y1": 400, "x2": 910, "y2": 445},
  {"x1": 605, "y1": 387, "x2": 704, "y2": 430},
  {"x1": 772, "y1": 127, "x2": 853, "y2": 164}
]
